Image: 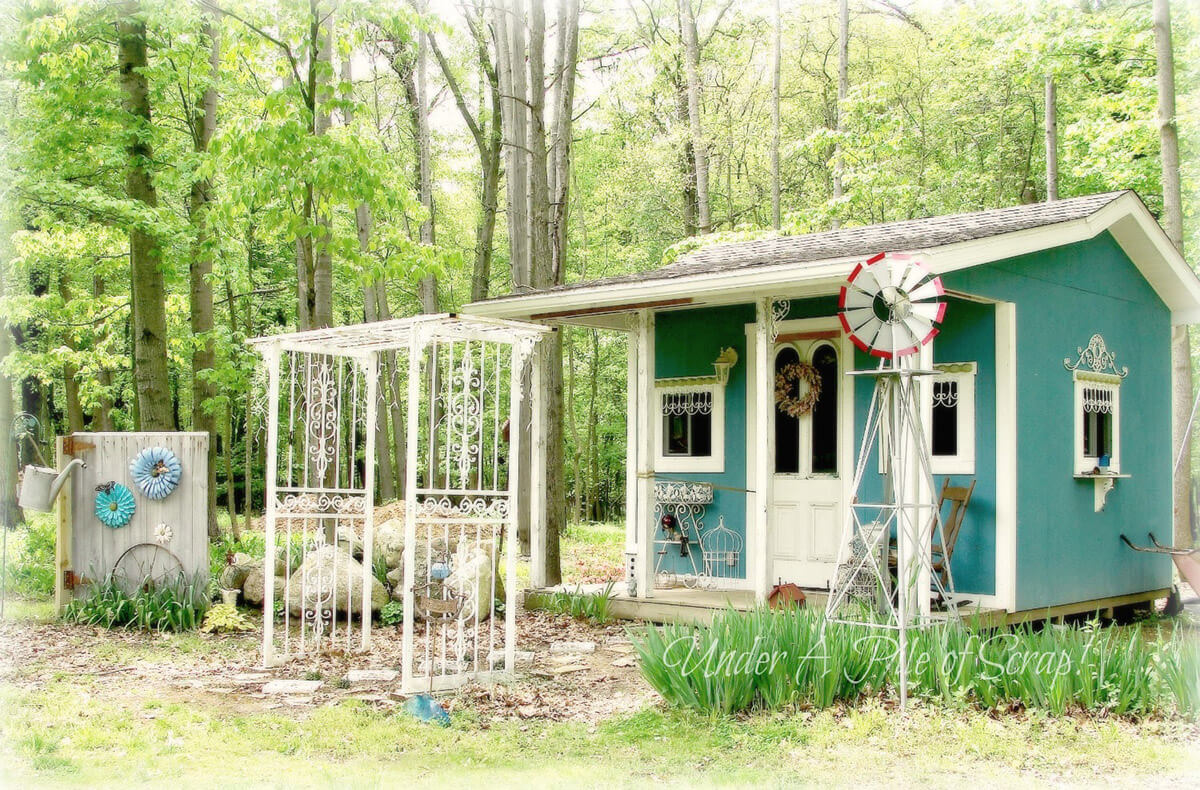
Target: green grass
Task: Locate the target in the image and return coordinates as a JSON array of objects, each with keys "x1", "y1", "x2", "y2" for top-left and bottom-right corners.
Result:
[
  {"x1": 632, "y1": 607, "x2": 1200, "y2": 718},
  {"x1": 0, "y1": 679, "x2": 1195, "y2": 788},
  {"x1": 541, "y1": 581, "x2": 617, "y2": 624}
]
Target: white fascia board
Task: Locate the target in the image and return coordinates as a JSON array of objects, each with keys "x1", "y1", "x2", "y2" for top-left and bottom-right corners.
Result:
[{"x1": 469, "y1": 193, "x2": 1200, "y2": 325}]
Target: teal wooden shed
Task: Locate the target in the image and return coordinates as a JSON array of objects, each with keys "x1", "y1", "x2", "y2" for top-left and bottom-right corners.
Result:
[{"x1": 469, "y1": 191, "x2": 1200, "y2": 622}]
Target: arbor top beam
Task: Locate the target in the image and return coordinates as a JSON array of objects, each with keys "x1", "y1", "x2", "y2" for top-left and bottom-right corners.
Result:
[{"x1": 247, "y1": 313, "x2": 552, "y2": 356}]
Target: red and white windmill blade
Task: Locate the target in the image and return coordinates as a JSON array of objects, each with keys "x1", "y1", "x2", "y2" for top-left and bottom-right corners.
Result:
[{"x1": 838, "y1": 252, "x2": 945, "y2": 359}]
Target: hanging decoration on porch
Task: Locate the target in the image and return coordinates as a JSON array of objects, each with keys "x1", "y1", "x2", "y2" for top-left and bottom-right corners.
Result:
[
  {"x1": 94, "y1": 482, "x2": 136, "y2": 528},
  {"x1": 129, "y1": 446, "x2": 182, "y2": 500},
  {"x1": 827, "y1": 250, "x2": 956, "y2": 712},
  {"x1": 774, "y1": 361, "x2": 822, "y2": 417},
  {"x1": 838, "y1": 252, "x2": 946, "y2": 358}
]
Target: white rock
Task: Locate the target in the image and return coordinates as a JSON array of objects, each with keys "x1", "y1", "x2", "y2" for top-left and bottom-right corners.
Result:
[
  {"x1": 285, "y1": 545, "x2": 388, "y2": 616},
  {"x1": 488, "y1": 650, "x2": 535, "y2": 669},
  {"x1": 373, "y1": 518, "x2": 406, "y2": 570},
  {"x1": 444, "y1": 540, "x2": 497, "y2": 623},
  {"x1": 262, "y1": 679, "x2": 323, "y2": 695},
  {"x1": 346, "y1": 669, "x2": 399, "y2": 684},
  {"x1": 550, "y1": 641, "x2": 596, "y2": 655}
]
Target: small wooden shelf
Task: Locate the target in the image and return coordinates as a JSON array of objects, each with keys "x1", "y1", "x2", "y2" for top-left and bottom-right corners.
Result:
[{"x1": 1074, "y1": 472, "x2": 1130, "y2": 512}]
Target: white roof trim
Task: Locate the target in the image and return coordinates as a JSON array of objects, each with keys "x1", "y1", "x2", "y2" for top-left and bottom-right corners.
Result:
[
  {"x1": 468, "y1": 193, "x2": 1200, "y2": 326},
  {"x1": 247, "y1": 313, "x2": 552, "y2": 356}
]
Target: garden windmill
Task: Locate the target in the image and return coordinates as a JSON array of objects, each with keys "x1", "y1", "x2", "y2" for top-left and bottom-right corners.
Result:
[{"x1": 825, "y1": 252, "x2": 960, "y2": 708}]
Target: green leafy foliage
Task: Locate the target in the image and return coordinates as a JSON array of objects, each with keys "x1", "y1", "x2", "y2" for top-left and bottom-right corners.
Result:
[
  {"x1": 63, "y1": 575, "x2": 209, "y2": 633},
  {"x1": 3, "y1": 514, "x2": 56, "y2": 599},
  {"x1": 543, "y1": 582, "x2": 617, "y2": 625},
  {"x1": 632, "y1": 607, "x2": 1200, "y2": 718},
  {"x1": 200, "y1": 602, "x2": 254, "y2": 633},
  {"x1": 379, "y1": 600, "x2": 404, "y2": 627}
]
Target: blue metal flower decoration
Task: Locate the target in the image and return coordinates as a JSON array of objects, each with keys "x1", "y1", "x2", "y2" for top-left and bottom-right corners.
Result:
[
  {"x1": 95, "y1": 482, "x2": 136, "y2": 528},
  {"x1": 129, "y1": 446, "x2": 182, "y2": 500}
]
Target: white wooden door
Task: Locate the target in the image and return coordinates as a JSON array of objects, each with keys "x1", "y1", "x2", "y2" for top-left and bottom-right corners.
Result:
[{"x1": 770, "y1": 338, "x2": 845, "y2": 588}]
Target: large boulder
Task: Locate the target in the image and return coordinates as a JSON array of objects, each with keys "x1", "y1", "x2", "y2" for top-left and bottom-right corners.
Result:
[
  {"x1": 242, "y1": 558, "x2": 286, "y2": 607},
  {"x1": 444, "y1": 539, "x2": 497, "y2": 623},
  {"x1": 285, "y1": 545, "x2": 387, "y2": 617},
  {"x1": 373, "y1": 518, "x2": 405, "y2": 570},
  {"x1": 219, "y1": 552, "x2": 256, "y2": 591},
  {"x1": 335, "y1": 526, "x2": 364, "y2": 561}
]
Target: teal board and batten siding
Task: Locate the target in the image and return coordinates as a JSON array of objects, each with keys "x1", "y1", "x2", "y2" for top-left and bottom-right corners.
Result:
[
  {"x1": 653, "y1": 304, "x2": 754, "y2": 578},
  {"x1": 942, "y1": 231, "x2": 1172, "y2": 610}
]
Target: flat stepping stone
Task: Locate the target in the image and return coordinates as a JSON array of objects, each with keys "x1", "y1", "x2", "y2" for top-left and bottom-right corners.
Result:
[
  {"x1": 488, "y1": 650, "x2": 534, "y2": 669},
  {"x1": 550, "y1": 641, "x2": 595, "y2": 655},
  {"x1": 263, "y1": 679, "x2": 323, "y2": 695},
  {"x1": 346, "y1": 669, "x2": 398, "y2": 684},
  {"x1": 551, "y1": 664, "x2": 589, "y2": 675},
  {"x1": 611, "y1": 655, "x2": 638, "y2": 668}
]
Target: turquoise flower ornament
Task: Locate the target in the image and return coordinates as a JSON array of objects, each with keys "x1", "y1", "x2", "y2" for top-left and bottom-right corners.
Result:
[
  {"x1": 130, "y1": 446, "x2": 182, "y2": 500},
  {"x1": 95, "y1": 482, "x2": 136, "y2": 528}
]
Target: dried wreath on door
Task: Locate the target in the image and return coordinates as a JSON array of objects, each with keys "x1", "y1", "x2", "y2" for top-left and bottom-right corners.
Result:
[{"x1": 775, "y1": 361, "x2": 822, "y2": 418}]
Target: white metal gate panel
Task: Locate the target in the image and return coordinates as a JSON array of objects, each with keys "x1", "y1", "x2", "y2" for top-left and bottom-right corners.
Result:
[
  {"x1": 401, "y1": 335, "x2": 531, "y2": 692},
  {"x1": 261, "y1": 350, "x2": 377, "y2": 665}
]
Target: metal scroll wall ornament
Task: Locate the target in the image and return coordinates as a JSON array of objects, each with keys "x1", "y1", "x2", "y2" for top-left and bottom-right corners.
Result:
[
  {"x1": 129, "y1": 446, "x2": 182, "y2": 500},
  {"x1": 828, "y1": 251, "x2": 954, "y2": 712},
  {"x1": 1064, "y1": 334, "x2": 1129, "y2": 378},
  {"x1": 95, "y1": 482, "x2": 136, "y2": 528}
]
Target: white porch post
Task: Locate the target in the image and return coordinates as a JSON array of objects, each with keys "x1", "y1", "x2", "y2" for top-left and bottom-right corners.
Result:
[
  {"x1": 401, "y1": 334, "x2": 422, "y2": 691},
  {"x1": 913, "y1": 344, "x2": 933, "y2": 619},
  {"x1": 529, "y1": 343, "x2": 547, "y2": 589},
  {"x1": 624, "y1": 323, "x2": 639, "y2": 579},
  {"x1": 506, "y1": 340, "x2": 529, "y2": 671},
  {"x1": 753, "y1": 299, "x2": 772, "y2": 602},
  {"x1": 359, "y1": 351, "x2": 378, "y2": 650},
  {"x1": 995, "y1": 301, "x2": 1018, "y2": 612},
  {"x1": 261, "y1": 345, "x2": 281, "y2": 668},
  {"x1": 635, "y1": 311, "x2": 656, "y2": 599}
]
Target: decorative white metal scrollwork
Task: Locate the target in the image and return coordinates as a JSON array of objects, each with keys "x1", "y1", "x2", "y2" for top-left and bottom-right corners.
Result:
[
  {"x1": 1082, "y1": 386, "x2": 1115, "y2": 414},
  {"x1": 932, "y1": 380, "x2": 958, "y2": 408},
  {"x1": 275, "y1": 491, "x2": 367, "y2": 518},
  {"x1": 304, "y1": 357, "x2": 340, "y2": 481},
  {"x1": 444, "y1": 354, "x2": 485, "y2": 486},
  {"x1": 414, "y1": 494, "x2": 510, "y2": 521},
  {"x1": 661, "y1": 390, "x2": 713, "y2": 417},
  {"x1": 1064, "y1": 334, "x2": 1128, "y2": 379}
]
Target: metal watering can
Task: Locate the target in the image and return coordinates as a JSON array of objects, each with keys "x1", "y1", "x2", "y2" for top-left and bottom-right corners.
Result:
[{"x1": 18, "y1": 459, "x2": 85, "y2": 512}]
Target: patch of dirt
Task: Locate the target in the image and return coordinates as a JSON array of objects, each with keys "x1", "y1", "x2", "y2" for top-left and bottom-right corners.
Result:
[{"x1": 0, "y1": 606, "x2": 655, "y2": 724}]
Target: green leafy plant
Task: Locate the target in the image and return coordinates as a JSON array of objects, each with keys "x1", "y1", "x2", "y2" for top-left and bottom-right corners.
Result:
[
  {"x1": 63, "y1": 574, "x2": 208, "y2": 633},
  {"x1": 3, "y1": 515, "x2": 57, "y2": 599},
  {"x1": 545, "y1": 582, "x2": 616, "y2": 624},
  {"x1": 631, "y1": 607, "x2": 1200, "y2": 718},
  {"x1": 379, "y1": 600, "x2": 404, "y2": 626},
  {"x1": 201, "y1": 603, "x2": 254, "y2": 633}
]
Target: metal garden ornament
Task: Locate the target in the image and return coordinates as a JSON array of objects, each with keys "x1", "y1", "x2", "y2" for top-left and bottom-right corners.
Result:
[
  {"x1": 827, "y1": 251, "x2": 957, "y2": 711},
  {"x1": 95, "y1": 482, "x2": 137, "y2": 528},
  {"x1": 130, "y1": 446, "x2": 183, "y2": 500}
]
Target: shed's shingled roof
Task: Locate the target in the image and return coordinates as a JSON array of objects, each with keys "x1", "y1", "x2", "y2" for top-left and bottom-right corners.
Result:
[{"x1": 485, "y1": 191, "x2": 1128, "y2": 300}]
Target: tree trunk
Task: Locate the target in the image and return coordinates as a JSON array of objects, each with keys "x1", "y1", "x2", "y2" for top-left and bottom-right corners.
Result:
[
  {"x1": 118, "y1": 0, "x2": 174, "y2": 431},
  {"x1": 1044, "y1": 74, "x2": 1058, "y2": 202},
  {"x1": 312, "y1": 14, "x2": 334, "y2": 329},
  {"x1": 91, "y1": 276, "x2": 114, "y2": 431},
  {"x1": 771, "y1": 0, "x2": 782, "y2": 229},
  {"x1": 58, "y1": 276, "x2": 85, "y2": 434},
  {"x1": 414, "y1": 0, "x2": 439, "y2": 313},
  {"x1": 190, "y1": 14, "x2": 220, "y2": 537},
  {"x1": 548, "y1": 0, "x2": 580, "y2": 283},
  {"x1": 832, "y1": 0, "x2": 848, "y2": 229},
  {"x1": 0, "y1": 235, "x2": 21, "y2": 530},
  {"x1": 678, "y1": 0, "x2": 710, "y2": 233},
  {"x1": 1154, "y1": 0, "x2": 1192, "y2": 546}
]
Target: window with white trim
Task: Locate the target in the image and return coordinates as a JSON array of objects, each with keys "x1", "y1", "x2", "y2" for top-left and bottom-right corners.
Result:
[
  {"x1": 928, "y1": 362, "x2": 976, "y2": 475},
  {"x1": 1074, "y1": 374, "x2": 1121, "y2": 473},
  {"x1": 654, "y1": 381, "x2": 725, "y2": 473}
]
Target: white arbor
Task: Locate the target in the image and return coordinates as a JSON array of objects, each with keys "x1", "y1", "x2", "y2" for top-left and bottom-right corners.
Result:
[{"x1": 249, "y1": 315, "x2": 550, "y2": 690}]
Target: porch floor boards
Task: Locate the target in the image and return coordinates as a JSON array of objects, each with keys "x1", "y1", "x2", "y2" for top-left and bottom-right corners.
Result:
[{"x1": 525, "y1": 584, "x2": 1169, "y2": 628}]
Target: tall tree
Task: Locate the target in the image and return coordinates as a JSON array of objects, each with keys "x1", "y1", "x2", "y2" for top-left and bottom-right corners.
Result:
[
  {"x1": 118, "y1": 0, "x2": 174, "y2": 430},
  {"x1": 1153, "y1": 0, "x2": 1191, "y2": 545},
  {"x1": 678, "y1": 0, "x2": 711, "y2": 233},
  {"x1": 832, "y1": 0, "x2": 848, "y2": 228},
  {"x1": 187, "y1": 13, "x2": 221, "y2": 536},
  {"x1": 1044, "y1": 74, "x2": 1058, "y2": 202},
  {"x1": 771, "y1": 0, "x2": 782, "y2": 230}
]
